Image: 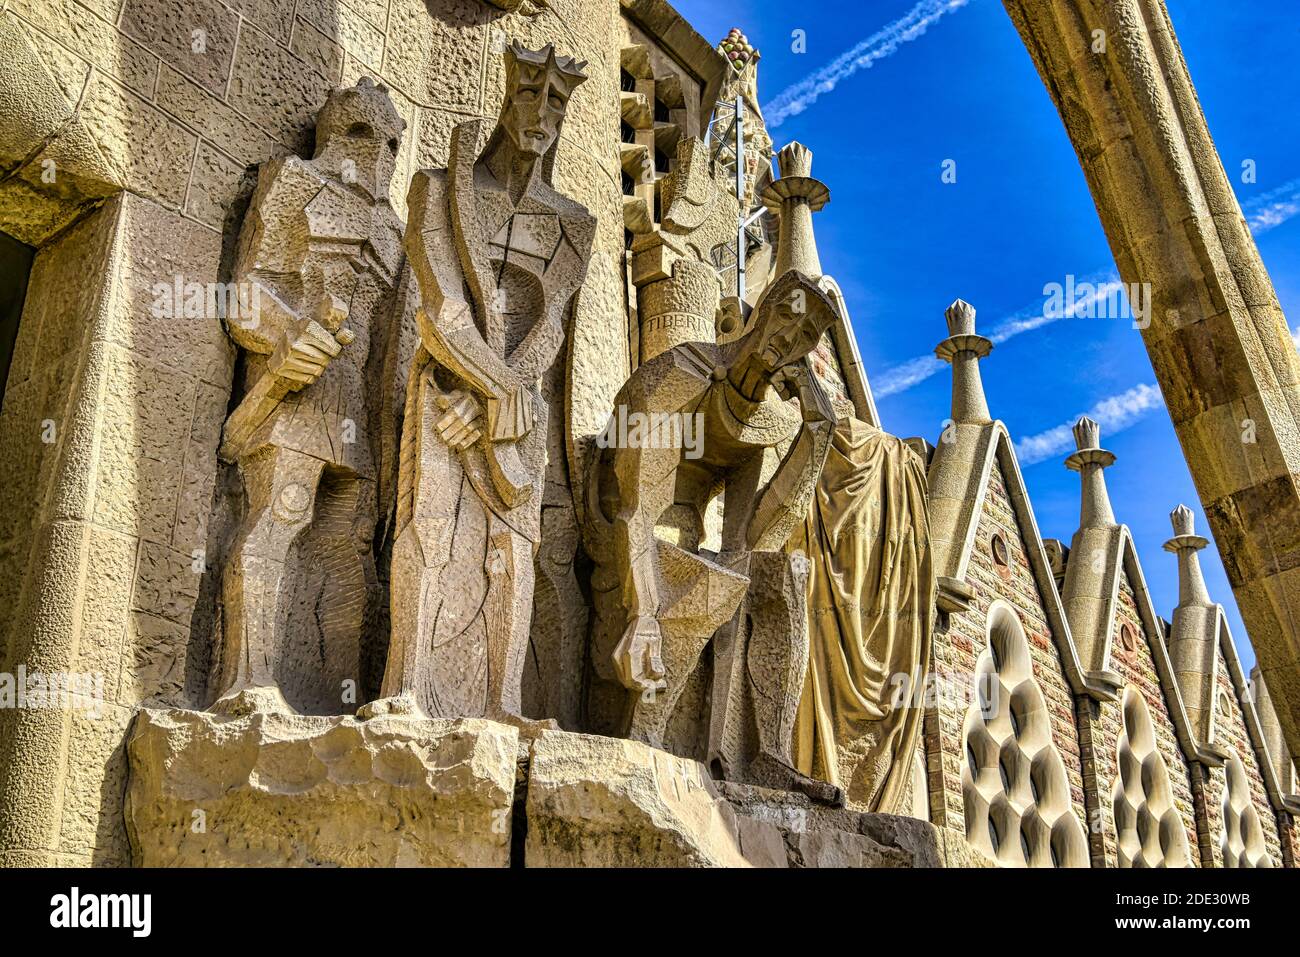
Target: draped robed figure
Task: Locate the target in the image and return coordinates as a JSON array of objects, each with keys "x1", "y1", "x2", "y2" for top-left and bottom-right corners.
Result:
[{"x1": 791, "y1": 414, "x2": 934, "y2": 812}]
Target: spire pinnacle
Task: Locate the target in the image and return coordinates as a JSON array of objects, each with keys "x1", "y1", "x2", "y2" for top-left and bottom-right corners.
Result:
[
  {"x1": 1065, "y1": 416, "x2": 1116, "y2": 528},
  {"x1": 935, "y1": 298, "x2": 992, "y2": 424},
  {"x1": 761, "y1": 142, "x2": 829, "y2": 280},
  {"x1": 1163, "y1": 503, "x2": 1212, "y2": 607}
]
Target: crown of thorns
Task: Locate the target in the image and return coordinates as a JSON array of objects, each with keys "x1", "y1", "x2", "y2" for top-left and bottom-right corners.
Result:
[{"x1": 505, "y1": 41, "x2": 588, "y2": 93}]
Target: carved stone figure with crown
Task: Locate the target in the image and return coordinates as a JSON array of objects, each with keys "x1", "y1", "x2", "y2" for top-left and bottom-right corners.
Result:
[{"x1": 361, "y1": 43, "x2": 595, "y2": 726}]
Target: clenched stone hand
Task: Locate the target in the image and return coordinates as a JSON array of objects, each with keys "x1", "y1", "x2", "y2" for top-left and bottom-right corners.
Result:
[
  {"x1": 613, "y1": 616, "x2": 666, "y2": 694},
  {"x1": 435, "y1": 389, "x2": 483, "y2": 451}
]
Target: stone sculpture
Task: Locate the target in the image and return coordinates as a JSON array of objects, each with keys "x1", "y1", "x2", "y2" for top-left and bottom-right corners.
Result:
[
  {"x1": 360, "y1": 42, "x2": 594, "y2": 724},
  {"x1": 583, "y1": 269, "x2": 838, "y2": 775},
  {"x1": 788, "y1": 415, "x2": 935, "y2": 812},
  {"x1": 212, "y1": 78, "x2": 406, "y2": 716},
  {"x1": 628, "y1": 136, "x2": 740, "y2": 362}
]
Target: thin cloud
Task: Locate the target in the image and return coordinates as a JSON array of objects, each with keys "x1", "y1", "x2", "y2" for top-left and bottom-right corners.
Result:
[
  {"x1": 873, "y1": 176, "x2": 1300, "y2": 402},
  {"x1": 763, "y1": 0, "x2": 974, "y2": 129},
  {"x1": 1243, "y1": 177, "x2": 1300, "y2": 235},
  {"x1": 1014, "y1": 383, "x2": 1165, "y2": 466},
  {"x1": 873, "y1": 270, "x2": 1121, "y2": 398}
]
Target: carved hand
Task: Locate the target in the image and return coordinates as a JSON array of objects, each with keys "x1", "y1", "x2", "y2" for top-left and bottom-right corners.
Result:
[
  {"x1": 775, "y1": 357, "x2": 834, "y2": 424},
  {"x1": 612, "y1": 616, "x2": 667, "y2": 694},
  {"x1": 487, "y1": 382, "x2": 534, "y2": 442},
  {"x1": 435, "y1": 389, "x2": 483, "y2": 451},
  {"x1": 267, "y1": 315, "x2": 348, "y2": 389}
]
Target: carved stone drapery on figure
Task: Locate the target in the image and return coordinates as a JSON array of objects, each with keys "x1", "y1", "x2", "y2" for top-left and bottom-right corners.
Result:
[
  {"x1": 583, "y1": 270, "x2": 838, "y2": 799},
  {"x1": 789, "y1": 417, "x2": 935, "y2": 812},
  {"x1": 212, "y1": 78, "x2": 406, "y2": 716},
  {"x1": 361, "y1": 43, "x2": 594, "y2": 724},
  {"x1": 783, "y1": 285, "x2": 936, "y2": 813}
]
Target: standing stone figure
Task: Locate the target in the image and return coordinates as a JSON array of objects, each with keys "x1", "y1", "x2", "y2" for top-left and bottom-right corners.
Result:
[
  {"x1": 788, "y1": 413, "x2": 934, "y2": 812},
  {"x1": 361, "y1": 43, "x2": 594, "y2": 723},
  {"x1": 212, "y1": 78, "x2": 406, "y2": 716}
]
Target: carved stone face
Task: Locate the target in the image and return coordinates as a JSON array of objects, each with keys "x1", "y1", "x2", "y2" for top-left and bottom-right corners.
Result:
[
  {"x1": 502, "y1": 59, "x2": 573, "y2": 159},
  {"x1": 746, "y1": 278, "x2": 836, "y2": 376},
  {"x1": 315, "y1": 79, "x2": 406, "y2": 199}
]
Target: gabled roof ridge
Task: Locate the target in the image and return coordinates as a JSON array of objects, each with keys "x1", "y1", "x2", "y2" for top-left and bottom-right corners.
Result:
[
  {"x1": 928, "y1": 418, "x2": 1101, "y2": 700},
  {"x1": 927, "y1": 419, "x2": 997, "y2": 584},
  {"x1": 1215, "y1": 611, "x2": 1300, "y2": 814}
]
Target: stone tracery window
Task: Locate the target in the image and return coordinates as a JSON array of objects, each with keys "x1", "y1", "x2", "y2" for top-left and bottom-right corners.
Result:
[
  {"x1": 1220, "y1": 749, "x2": 1273, "y2": 868},
  {"x1": 1112, "y1": 687, "x2": 1191, "y2": 867},
  {"x1": 961, "y1": 603, "x2": 1088, "y2": 867}
]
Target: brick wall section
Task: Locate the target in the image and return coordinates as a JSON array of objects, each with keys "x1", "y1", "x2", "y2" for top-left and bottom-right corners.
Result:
[
  {"x1": 1074, "y1": 695, "x2": 1108, "y2": 865},
  {"x1": 1085, "y1": 572, "x2": 1201, "y2": 866},
  {"x1": 1198, "y1": 645, "x2": 1285, "y2": 866},
  {"x1": 810, "y1": 330, "x2": 849, "y2": 410},
  {"x1": 928, "y1": 459, "x2": 1087, "y2": 855},
  {"x1": 1279, "y1": 812, "x2": 1298, "y2": 867}
]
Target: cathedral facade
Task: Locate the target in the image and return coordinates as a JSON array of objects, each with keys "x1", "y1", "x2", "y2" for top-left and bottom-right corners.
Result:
[{"x1": 0, "y1": 0, "x2": 1295, "y2": 868}]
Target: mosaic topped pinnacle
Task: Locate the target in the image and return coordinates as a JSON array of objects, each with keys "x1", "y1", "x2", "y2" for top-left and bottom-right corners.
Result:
[
  {"x1": 777, "y1": 141, "x2": 814, "y2": 179},
  {"x1": 935, "y1": 298, "x2": 992, "y2": 362},
  {"x1": 719, "y1": 28, "x2": 759, "y2": 71},
  {"x1": 944, "y1": 298, "x2": 977, "y2": 337},
  {"x1": 1073, "y1": 416, "x2": 1101, "y2": 452},
  {"x1": 761, "y1": 142, "x2": 830, "y2": 212}
]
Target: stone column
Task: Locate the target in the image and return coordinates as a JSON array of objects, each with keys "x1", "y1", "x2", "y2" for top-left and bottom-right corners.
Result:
[
  {"x1": 635, "y1": 255, "x2": 721, "y2": 363},
  {"x1": 761, "y1": 142, "x2": 828, "y2": 280},
  {"x1": 935, "y1": 299, "x2": 992, "y2": 426},
  {"x1": 1005, "y1": 0, "x2": 1300, "y2": 756}
]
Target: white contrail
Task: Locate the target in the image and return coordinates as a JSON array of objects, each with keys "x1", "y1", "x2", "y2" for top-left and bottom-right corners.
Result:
[
  {"x1": 873, "y1": 354, "x2": 946, "y2": 398},
  {"x1": 872, "y1": 270, "x2": 1122, "y2": 398},
  {"x1": 873, "y1": 180, "x2": 1300, "y2": 403},
  {"x1": 1014, "y1": 383, "x2": 1165, "y2": 466},
  {"x1": 763, "y1": 0, "x2": 974, "y2": 128}
]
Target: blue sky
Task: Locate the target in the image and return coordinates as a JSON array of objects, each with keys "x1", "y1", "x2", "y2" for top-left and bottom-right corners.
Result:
[{"x1": 674, "y1": 0, "x2": 1300, "y2": 669}]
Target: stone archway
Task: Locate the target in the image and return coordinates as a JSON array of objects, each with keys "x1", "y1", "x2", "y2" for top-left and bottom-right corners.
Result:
[{"x1": 1005, "y1": 0, "x2": 1300, "y2": 761}]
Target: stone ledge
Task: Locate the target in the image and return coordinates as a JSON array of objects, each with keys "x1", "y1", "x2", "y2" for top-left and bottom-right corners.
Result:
[
  {"x1": 525, "y1": 729, "x2": 955, "y2": 867},
  {"x1": 126, "y1": 712, "x2": 966, "y2": 867},
  {"x1": 125, "y1": 709, "x2": 518, "y2": 867}
]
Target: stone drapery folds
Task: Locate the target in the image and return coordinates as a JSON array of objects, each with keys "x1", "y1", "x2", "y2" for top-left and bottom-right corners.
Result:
[{"x1": 791, "y1": 418, "x2": 935, "y2": 812}]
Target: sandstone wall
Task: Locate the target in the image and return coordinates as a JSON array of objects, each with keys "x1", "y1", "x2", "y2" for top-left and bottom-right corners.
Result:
[{"x1": 0, "y1": 0, "x2": 627, "y2": 866}]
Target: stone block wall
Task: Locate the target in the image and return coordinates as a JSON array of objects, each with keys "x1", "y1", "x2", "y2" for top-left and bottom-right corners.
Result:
[
  {"x1": 0, "y1": 193, "x2": 230, "y2": 866},
  {"x1": 0, "y1": 0, "x2": 629, "y2": 867}
]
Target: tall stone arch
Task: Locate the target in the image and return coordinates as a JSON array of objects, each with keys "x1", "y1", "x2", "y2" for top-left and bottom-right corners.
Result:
[{"x1": 1005, "y1": 0, "x2": 1300, "y2": 759}]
